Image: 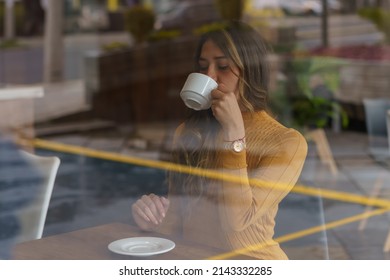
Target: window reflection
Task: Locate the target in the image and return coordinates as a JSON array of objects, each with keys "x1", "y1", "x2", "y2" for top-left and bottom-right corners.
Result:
[{"x1": 1, "y1": 0, "x2": 390, "y2": 260}]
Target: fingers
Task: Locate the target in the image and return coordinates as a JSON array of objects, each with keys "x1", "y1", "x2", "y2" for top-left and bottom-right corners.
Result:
[
  {"x1": 211, "y1": 84, "x2": 237, "y2": 108},
  {"x1": 211, "y1": 85, "x2": 238, "y2": 118},
  {"x1": 211, "y1": 83, "x2": 230, "y2": 100},
  {"x1": 133, "y1": 195, "x2": 159, "y2": 224},
  {"x1": 161, "y1": 196, "x2": 170, "y2": 208},
  {"x1": 150, "y1": 194, "x2": 168, "y2": 218},
  {"x1": 210, "y1": 84, "x2": 244, "y2": 137},
  {"x1": 132, "y1": 194, "x2": 169, "y2": 226}
]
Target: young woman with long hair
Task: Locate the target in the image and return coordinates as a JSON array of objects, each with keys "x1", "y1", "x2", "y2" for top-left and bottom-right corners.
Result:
[{"x1": 131, "y1": 21, "x2": 308, "y2": 259}]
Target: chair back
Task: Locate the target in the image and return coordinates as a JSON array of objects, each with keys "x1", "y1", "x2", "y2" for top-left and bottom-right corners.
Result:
[
  {"x1": 363, "y1": 98, "x2": 390, "y2": 137},
  {"x1": 17, "y1": 151, "x2": 60, "y2": 242},
  {"x1": 363, "y1": 98, "x2": 390, "y2": 159},
  {"x1": 387, "y1": 110, "x2": 390, "y2": 152}
]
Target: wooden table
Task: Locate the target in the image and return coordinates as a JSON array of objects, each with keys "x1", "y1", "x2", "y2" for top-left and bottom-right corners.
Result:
[{"x1": 12, "y1": 223, "x2": 254, "y2": 260}]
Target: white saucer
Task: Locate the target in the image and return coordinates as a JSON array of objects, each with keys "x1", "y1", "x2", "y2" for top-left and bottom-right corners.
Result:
[{"x1": 108, "y1": 237, "x2": 175, "y2": 256}]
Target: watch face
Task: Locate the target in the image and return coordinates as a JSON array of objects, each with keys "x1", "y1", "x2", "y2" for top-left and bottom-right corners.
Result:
[
  {"x1": 223, "y1": 138, "x2": 246, "y2": 152},
  {"x1": 232, "y1": 140, "x2": 245, "y2": 152}
]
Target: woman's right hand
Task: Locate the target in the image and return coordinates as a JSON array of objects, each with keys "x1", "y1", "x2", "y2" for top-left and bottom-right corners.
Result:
[
  {"x1": 211, "y1": 84, "x2": 245, "y2": 142},
  {"x1": 131, "y1": 193, "x2": 170, "y2": 231}
]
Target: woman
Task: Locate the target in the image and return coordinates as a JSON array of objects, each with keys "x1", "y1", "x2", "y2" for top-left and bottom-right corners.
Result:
[{"x1": 131, "y1": 21, "x2": 307, "y2": 259}]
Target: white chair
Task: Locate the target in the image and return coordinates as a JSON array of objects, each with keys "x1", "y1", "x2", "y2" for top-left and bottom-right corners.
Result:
[
  {"x1": 387, "y1": 110, "x2": 390, "y2": 153},
  {"x1": 16, "y1": 151, "x2": 60, "y2": 242},
  {"x1": 358, "y1": 108, "x2": 390, "y2": 252},
  {"x1": 363, "y1": 98, "x2": 390, "y2": 160}
]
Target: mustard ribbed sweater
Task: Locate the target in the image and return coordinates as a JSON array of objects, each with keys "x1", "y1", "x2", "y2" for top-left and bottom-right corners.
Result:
[{"x1": 159, "y1": 111, "x2": 308, "y2": 259}]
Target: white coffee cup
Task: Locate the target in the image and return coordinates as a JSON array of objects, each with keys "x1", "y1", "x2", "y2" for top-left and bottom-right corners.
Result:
[{"x1": 180, "y1": 73, "x2": 218, "y2": 111}]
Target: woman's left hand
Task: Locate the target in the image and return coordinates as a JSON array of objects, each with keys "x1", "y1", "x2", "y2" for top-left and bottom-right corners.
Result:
[{"x1": 211, "y1": 83, "x2": 245, "y2": 141}]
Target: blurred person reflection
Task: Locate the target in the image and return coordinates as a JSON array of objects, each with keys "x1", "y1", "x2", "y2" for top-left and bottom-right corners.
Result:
[
  {"x1": 131, "y1": 21, "x2": 308, "y2": 260},
  {"x1": 0, "y1": 133, "x2": 41, "y2": 259}
]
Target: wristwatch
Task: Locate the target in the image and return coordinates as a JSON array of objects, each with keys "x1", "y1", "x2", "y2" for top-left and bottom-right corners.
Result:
[{"x1": 224, "y1": 138, "x2": 246, "y2": 153}]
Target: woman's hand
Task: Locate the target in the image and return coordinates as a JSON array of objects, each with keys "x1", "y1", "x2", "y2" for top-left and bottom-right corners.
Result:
[
  {"x1": 211, "y1": 83, "x2": 245, "y2": 141},
  {"x1": 131, "y1": 193, "x2": 170, "y2": 231}
]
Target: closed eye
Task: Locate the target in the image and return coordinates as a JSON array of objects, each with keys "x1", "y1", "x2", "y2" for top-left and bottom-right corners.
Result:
[
  {"x1": 198, "y1": 65, "x2": 208, "y2": 72},
  {"x1": 218, "y1": 65, "x2": 229, "y2": 71}
]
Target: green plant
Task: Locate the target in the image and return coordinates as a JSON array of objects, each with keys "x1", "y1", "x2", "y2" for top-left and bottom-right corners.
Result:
[
  {"x1": 101, "y1": 41, "x2": 130, "y2": 52},
  {"x1": 192, "y1": 22, "x2": 228, "y2": 36},
  {"x1": 358, "y1": 7, "x2": 390, "y2": 43},
  {"x1": 292, "y1": 96, "x2": 348, "y2": 129},
  {"x1": 148, "y1": 29, "x2": 181, "y2": 41},
  {"x1": 214, "y1": 0, "x2": 244, "y2": 21},
  {"x1": 123, "y1": 5, "x2": 155, "y2": 44},
  {"x1": 288, "y1": 56, "x2": 349, "y2": 130}
]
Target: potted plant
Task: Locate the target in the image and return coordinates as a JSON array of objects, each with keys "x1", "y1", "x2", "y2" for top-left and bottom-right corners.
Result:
[
  {"x1": 292, "y1": 95, "x2": 347, "y2": 130},
  {"x1": 214, "y1": 0, "x2": 244, "y2": 21},
  {"x1": 287, "y1": 55, "x2": 348, "y2": 132},
  {"x1": 358, "y1": 7, "x2": 390, "y2": 43},
  {"x1": 123, "y1": 5, "x2": 155, "y2": 44},
  {"x1": 283, "y1": 55, "x2": 349, "y2": 176}
]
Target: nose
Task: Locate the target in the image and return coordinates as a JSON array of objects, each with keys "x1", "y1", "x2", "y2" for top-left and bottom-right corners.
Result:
[{"x1": 205, "y1": 66, "x2": 217, "y2": 82}]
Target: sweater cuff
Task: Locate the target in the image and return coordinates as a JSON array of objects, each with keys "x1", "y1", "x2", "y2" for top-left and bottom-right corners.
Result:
[{"x1": 219, "y1": 150, "x2": 247, "y2": 169}]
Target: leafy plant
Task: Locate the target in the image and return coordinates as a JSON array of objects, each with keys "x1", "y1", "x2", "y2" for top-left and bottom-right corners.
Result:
[
  {"x1": 192, "y1": 22, "x2": 229, "y2": 36},
  {"x1": 214, "y1": 0, "x2": 244, "y2": 21},
  {"x1": 148, "y1": 29, "x2": 181, "y2": 41},
  {"x1": 292, "y1": 96, "x2": 348, "y2": 129},
  {"x1": 288, "y1": 56, "x2": 349, "y2": 130},
  {"x1": 358, "y1": 7, "x2": 390, "y2": 43},
  {"x1": 123, "y1": 5, "x2": 155, "y2": 44},
  {"x1": 101, "y1": 41, "x2": 130, "y2": 52}
]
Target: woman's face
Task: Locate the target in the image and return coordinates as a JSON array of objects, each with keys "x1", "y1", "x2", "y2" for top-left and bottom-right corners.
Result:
[{"x1": 198, "y1": 39, "x2": 240, "y2": 97}]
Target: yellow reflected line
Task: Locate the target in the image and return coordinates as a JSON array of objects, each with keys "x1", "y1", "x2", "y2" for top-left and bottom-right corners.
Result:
[
  {"x1": 207, "y1": 207, "x2": 390, "y2": 260},
  {"x1": 26, "y1": 138, "x2": 390, "y2": 259},
  {"x1": 26, "y1": 138, "x2": 390, "y2": 208},
  {"x1": 292, "y1": 184, "x2": 390, "y2": 208}
]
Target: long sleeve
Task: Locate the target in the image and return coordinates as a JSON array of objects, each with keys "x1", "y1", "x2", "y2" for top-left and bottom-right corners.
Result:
[{"x1": 217, "y1": 127, "x2": 308, "y2": 232}]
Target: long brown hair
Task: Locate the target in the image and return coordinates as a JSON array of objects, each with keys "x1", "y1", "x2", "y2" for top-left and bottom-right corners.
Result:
[{"x1": 170, "y1": 21, "x2": 271, "y2": 198}]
